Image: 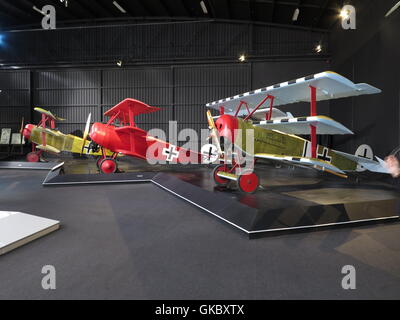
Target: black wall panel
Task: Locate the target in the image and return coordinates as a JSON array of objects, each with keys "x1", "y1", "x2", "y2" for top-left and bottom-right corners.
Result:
[
  {"x1": 33, "y1": 70, "x2": 101, "y2": 134},
  {"x1": 330, "y1": 0, "x2": 400, "y2": 157},
  {"x1": 0, "y1": 70, "x2": 30, "y2": 132}
]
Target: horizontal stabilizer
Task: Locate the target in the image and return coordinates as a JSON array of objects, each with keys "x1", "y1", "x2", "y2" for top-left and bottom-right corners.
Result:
[
  {"x1": 334, "y1": 150, "x2": 389, "y2": 174},
  {"x1": 254, "y1": 115, "x2": 353, "y2": 135},
  {"x1": 206, "y1": 71, "x2": 381, "y2": 113},
  {"x1": 255, "y1": 153, "x2": 347, "y2": 178},
  {"x1": 36, "y1": 144, "x2": 61, "y2": 154}
]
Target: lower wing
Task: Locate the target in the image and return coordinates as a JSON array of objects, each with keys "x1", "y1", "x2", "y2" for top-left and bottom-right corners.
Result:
[{"x1": 255, "y1": 153, "x2": 348, "y2": 178}]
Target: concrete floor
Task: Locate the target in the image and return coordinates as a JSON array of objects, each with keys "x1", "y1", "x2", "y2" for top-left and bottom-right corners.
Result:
[{"x1": 0, "y1": 159, "x2": 400, "y2": 299}]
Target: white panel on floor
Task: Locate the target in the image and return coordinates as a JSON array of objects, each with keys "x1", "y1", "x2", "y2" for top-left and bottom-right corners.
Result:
[{"x1": 0, "y1": 211, "x2": 59, "y2": 255}]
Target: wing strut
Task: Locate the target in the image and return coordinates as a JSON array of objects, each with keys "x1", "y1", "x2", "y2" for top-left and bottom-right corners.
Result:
[
  {"x1": 244, "y1": 95, "x2": 274, "y2": 121},
  {"x1": 310, "y1": 86, "x2": 317, "y2": 159}
]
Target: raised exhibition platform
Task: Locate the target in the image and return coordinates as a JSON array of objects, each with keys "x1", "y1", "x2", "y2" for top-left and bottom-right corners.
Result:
[
  {"x1": 43, "y1": 165, "x2": 400, "y2": 238},
  {"x1": 0, "y1": 161, "x2": 63, "y2": 170}
]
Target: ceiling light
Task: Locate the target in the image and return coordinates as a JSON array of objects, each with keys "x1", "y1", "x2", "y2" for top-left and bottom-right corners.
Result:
[
  {"x1": 117, "y1": 60, "x2": 123, "y2": 67},
  {"x1": 60, "y1": 0, "x2": 68, "y2": 7},
  {"x1": 292, "y1": 8, "x2": 300, "y2": 21},
  {"x1": 33, "y1": 6, "x2": 46, "y2": 16},
  {"x1": 200, "y1": 1, "x2": 208, "y2": 14},
  {"x1": 385, "y1": 1, "x2": 400, "y2": 17},
  {"x1": 113, "y1": 1, "x2": 127, "y2": 14},
  {"x1": 238, "y1": 54, "x2": 246, "y2": 62}
]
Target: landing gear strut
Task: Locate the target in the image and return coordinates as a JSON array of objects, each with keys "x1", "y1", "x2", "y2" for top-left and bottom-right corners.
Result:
[{"x1": 212, "y1": 163, "x2": 260, "y2": 193}]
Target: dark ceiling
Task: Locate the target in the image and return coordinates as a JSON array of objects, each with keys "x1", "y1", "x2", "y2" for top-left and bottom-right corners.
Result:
[{"x1": 0, "y1": 0, "x2": 345, "y2": 30}]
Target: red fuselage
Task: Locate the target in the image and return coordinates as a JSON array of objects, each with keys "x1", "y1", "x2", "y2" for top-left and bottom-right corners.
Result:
[{"x1": 89, "y1": 122, "x2": 201, "y2": 164}]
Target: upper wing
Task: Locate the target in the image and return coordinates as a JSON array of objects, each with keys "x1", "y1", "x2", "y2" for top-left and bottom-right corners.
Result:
[
  {"x1": 254, "y1": 115, "x2": 353, "y2": 135},
  {"x1": 255, "y1": 153, "x2": 348, "y2": 178},
  {"x1": 34, "y1": 107, "x2": 66, "y2": 121},
  {"x1": 104, "y1": 98, "x2": 160, "y2": 123},
  {"x1": 206, "y1": 71, "x2": 381, "y2": 113}
]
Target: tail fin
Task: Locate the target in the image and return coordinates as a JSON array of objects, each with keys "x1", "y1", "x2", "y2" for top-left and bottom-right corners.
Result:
[{"x1": 335, "y1": 145, "x2": 389, "y2": 174}]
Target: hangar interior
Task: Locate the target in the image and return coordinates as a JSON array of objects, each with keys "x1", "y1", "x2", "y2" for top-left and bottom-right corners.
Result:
[{"x1": 0, "y1": 0, "x2": 399, "y2": 299}]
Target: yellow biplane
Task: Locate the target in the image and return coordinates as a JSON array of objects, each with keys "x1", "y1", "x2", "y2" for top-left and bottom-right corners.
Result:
[{"x1": 22, "y1": 107, "x2": 112, "y2": 162}]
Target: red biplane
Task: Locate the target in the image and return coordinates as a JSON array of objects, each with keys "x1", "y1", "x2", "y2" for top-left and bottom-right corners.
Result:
[{"x1": 82, "y1": 98, "x2": 201, "y2": 173}]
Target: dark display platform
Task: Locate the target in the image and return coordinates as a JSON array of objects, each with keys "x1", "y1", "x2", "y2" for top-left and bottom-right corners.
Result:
[
  {"x1": 0, "y1": 161, "x2": 62, "y2": 170},
  {"x1": 43, "y1": 162, "x2": 400, "y2": 237}
]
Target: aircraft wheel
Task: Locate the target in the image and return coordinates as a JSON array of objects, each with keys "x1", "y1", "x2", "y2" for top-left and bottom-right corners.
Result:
[
  {"x1": 213, "y1": 164, "x2": 230, "y2": 186},
  {"x1": 96, "y1": 157, "x2": 103, "y2": 169},
  {"x1": 27, "y1": 152, "x2": 40, "y2": 163},
  {"x1": 99, "y1": 158, "x2": 117, "y2": 174},
  {"x1": 237, "y1": 171, "x2": 259, "y2": 194}
]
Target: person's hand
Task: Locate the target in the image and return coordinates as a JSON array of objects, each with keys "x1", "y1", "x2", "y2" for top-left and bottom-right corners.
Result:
[{"x1": 385, "y1": 155, "x2": 400, "y2": 178}]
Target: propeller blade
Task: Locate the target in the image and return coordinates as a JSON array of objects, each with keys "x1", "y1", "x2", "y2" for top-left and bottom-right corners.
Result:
[
  {"x1": 206, "y1": 110, "x2": 223, "y2": 156},
  {"x1": 81, "y1": 113, "x2": 92, "y2": 154},
  {"x1": 19, "y1": 117, "x2": 24, "y2": 134}
]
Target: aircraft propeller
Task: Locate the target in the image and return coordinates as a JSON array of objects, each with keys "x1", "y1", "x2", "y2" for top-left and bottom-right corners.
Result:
[
  {"x1": 80, "y1": 113, "x2": 92, "y2": 155},
  {"x1": 19, "y1": 117, "x2": 25, "y2": 144},
  {"x1": 206, "y1": 110, "x2": 223, "y2": 157}
]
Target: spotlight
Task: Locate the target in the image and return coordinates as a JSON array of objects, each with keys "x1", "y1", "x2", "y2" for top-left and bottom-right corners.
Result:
[
  {"x1": 117, "y1": 60, "x2": 123, "y2": 67},
  {"x1": 200, "y1": 1, "x2": 208, "y2": 14},
  {"x1": 292, "y1": 8, "x2": 300, "y2": 21},
  {"x1": 60, "y1": 0, "x2": 68, "y2": 8},
  {"x1": 113, "y1": 1, "x2": 127, "y2": 14},
  {"x1": 238, "y1": 54, "x2": 246, "y2": 62},
  {"x1": 385, "y1": 1, "x2": 400, "y2": 17},
  {"x1": 340, "y1": 8, "x2": 351, "y2": 20},
  {"x1": 315, "y1": 44, "x2": 322, "y2": 54}
]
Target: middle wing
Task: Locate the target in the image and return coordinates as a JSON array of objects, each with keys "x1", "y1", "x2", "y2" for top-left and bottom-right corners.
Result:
[
  {"x1": 255, "y1": 153, "x2": 348, "y2": 178},
  {"x1": 254, "y1": 115, "x2": 353, "y2": 135}
]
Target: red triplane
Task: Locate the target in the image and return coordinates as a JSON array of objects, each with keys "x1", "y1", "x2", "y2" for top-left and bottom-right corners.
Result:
[{"x1": 82, "y1": 98, "x2": 201, "y2": 174}]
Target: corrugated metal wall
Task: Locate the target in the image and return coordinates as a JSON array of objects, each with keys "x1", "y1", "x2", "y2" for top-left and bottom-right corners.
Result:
[
  {"x1": 0, "y1": 70, "x2": 30, "y2": 132},
  {"x1": 33, "y1": 70, "x2": 101, "y2": 135},
  {"x1": 28, "y1": 64, "x2": 251, "y2": 149},
  {"x1": 0, "y1": 60, "x2": 328, "y2": 151}
]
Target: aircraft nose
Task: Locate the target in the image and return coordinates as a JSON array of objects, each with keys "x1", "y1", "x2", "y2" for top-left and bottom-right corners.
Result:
[
  {"x1": 215, "y1": 115, "x2": 238, "y2": 142},
  {"x1": 22, "y1": 124, "x2": 34, "y2": 140},
  {"x1": 89, "y1": 122, "x2": 105, "y2": 146}
]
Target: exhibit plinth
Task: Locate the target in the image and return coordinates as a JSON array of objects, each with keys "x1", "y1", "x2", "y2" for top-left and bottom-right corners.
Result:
[
  {"x1": 43, "y1": 166, "x2": 400, "y2": 238},
  {"x1": 0, "y1": 161, "x2": 63, "y2": 170},
  {"x1": 0, "y1": 211, "x2": 60, "y2": 255}
]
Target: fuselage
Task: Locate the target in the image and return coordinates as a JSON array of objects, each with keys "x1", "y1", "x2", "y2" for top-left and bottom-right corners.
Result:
[{"x1": 215, "y1": 114, "x2": 357, "y2": 171}]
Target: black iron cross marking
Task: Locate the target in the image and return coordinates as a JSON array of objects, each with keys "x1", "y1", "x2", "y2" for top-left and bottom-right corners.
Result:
[
  {"x1": 83, "y1": 143, "x2": 91, "y2": 154},
  {"x1": 317, "y1": 147, "x2": 331, "y2": 162},
  {"x1": 357, "y1": 148, "x2": 370, "y2": 159},
  {"x1": 162, "y1": 145, "x2": 179, "y2": 162}
]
